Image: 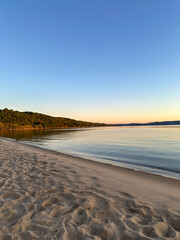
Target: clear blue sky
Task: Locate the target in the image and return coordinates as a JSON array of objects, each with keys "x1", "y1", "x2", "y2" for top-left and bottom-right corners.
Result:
[{"x1": 0, "y1": 0, "x2": 180, "y2": 123}]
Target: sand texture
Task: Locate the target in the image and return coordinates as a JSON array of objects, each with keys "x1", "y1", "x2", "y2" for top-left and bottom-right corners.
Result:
[{"x1": 0, "y1": 138, "x2": 180, "y2": 240}]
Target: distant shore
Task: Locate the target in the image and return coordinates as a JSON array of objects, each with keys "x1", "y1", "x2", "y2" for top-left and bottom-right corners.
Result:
[
  {"x1": 0, "y1": 138, "x2": 180, "y2": 239},
  {"x1": 0, "y1": 125, "x2": 106, "y2": 131},
  {"x1": 0, "y1": 123, "x2": 180, "y2": 132},
  {"x1": 1, "y1": 108, "x2": 180, "y2": 132}
]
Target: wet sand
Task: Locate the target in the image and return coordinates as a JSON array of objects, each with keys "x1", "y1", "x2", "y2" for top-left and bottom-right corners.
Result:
[{"x1": 0, "y1": 138, "x2": 180, "y2": 240}]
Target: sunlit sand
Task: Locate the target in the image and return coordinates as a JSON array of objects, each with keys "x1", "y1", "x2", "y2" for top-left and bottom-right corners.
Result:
[{"x1": 0, "y1": 138, "x2": 180, "y2": 239}]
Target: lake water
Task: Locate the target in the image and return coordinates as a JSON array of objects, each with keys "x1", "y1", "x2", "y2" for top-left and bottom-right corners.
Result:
[{"x1": 1, "y1": 126, "x2": 180, "y2": 179}]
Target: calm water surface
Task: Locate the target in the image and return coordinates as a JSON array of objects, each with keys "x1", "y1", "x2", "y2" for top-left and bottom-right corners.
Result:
[{"x1": 1, "y1": 126, "x2": 180, "y2": 179}]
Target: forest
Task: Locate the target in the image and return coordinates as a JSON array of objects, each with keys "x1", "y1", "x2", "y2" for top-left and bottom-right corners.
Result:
[{"x1": 0, "y1": 108, "x2": 105, "y2": 130}]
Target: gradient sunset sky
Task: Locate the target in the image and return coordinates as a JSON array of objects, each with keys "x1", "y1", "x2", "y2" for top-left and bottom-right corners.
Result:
[{"x1": 0, "y1": 0, "x2": 180, "y2": 123}]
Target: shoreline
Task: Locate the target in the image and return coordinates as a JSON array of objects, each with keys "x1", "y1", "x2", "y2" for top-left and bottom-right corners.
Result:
[
  {"x1": 2, "y1": 136, "x2": 180, "y2": 181},
  {"x1": 1, "y1": 137, "x2": 180, "y2": 208},
  {"x1": 1, "y1": 122, "x2": 180, "y2": 132},
  {"x1": 0, "y1": 125, "x2": 108, "y2": 132},
  {"x1": 0, "y1": 137, "x2": 180, "y2": 239},
  {"x1": 20, "y1": 143, "x2": 180, "y2": 181}
]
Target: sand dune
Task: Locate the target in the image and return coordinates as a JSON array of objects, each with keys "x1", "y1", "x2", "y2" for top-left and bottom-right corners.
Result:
[{"x1": 0, "y1": 138, "x2": 180, "y2": 239}]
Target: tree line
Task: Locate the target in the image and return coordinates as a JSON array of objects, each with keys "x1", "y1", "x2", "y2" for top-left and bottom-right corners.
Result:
[{"x1": 0, "y1": 108, "x2": 105, "y2": 130}]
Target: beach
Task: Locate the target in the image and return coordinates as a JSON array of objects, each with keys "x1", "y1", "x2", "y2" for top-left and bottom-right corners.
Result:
[{"x1": 0, "y1": 138, "x2": 180, "y2": 240}]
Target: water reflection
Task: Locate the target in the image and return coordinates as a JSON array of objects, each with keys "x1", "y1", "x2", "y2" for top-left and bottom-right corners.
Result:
[
  {"x1": 1, "y1": 127, "x2": 180, "y2": 179},
  {"x1": 0, "y1": 128, "x2": 91, "y2": 141}
]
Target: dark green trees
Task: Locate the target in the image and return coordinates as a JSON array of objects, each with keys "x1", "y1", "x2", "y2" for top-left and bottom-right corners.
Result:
[{"x1": 0, "y1": 109, "x2": 104, "y2": 130}]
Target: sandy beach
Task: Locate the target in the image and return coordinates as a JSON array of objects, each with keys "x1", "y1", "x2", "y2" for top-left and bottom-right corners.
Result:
[{"x1": 0, "y1": 138, "x2": 180, "y2": 240}]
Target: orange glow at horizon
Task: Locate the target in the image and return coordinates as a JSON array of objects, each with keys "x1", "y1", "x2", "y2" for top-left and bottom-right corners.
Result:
[{"x1": 51, "y1": 111, "x2": 180, "y2": 125}]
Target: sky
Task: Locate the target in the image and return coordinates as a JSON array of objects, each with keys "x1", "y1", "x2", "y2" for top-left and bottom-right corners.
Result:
[{"x1": 0, "y1": 0, "x2": 180, "y2": 124}]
